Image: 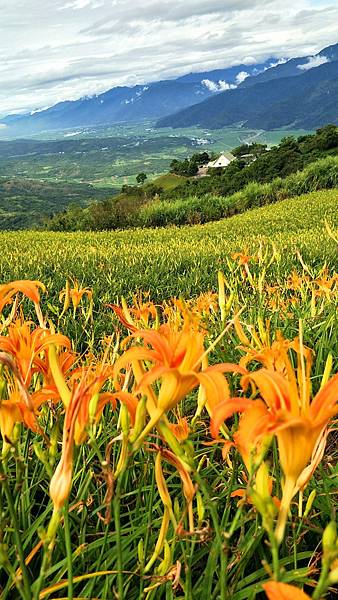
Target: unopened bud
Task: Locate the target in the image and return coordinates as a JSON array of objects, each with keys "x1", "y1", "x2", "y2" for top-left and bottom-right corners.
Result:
[
  {"x1": 138, "y1": 539, "x2": 144, "y2": 563},
  {"x1": 157, "y1": 540, "x2": 171, "y2": 576},
  {"x1": 155, "y1": 453, "x2": 172, "y2": 510},
  {"x1": 323, "y1": 522, "x2": 337, "y2": 554},
  {"x1": 196, "y1": 491, "x2": 205, "y2": 525},
  {"x1": 329, "y1": 567, "x2": 338, "y2": 585},
  {"x1": 120, "y1": 403, "x2": 130, "y2": 437},
  {"x1": 49, "y1": 454, "x2": 72, "y2": 513},
  {"x1": 130, "y1": 396, "x2": 147, "y2": 443},
  {"x1": 304, "y1": 490, "x2": 316, "y2": 518}
]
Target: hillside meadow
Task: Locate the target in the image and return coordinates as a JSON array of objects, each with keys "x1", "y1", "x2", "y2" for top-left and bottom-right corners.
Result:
[
  {"x1": 0, "y1": 188, "x2": 338, "y2": 600},
  {"x1": 1, "y1": 189, "x2": 337, "y2": 304}
]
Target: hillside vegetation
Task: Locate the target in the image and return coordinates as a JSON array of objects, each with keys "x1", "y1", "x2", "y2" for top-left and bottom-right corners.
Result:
[
  {"x1": 0, "y1": 177, "x2": 115, "y2": 230},
  {"x1": 2, "y1": 189, "x2": 337, "y2": 309},
  {"x1": 45, "y1": 126, "x2": 338, "y2": 231}
]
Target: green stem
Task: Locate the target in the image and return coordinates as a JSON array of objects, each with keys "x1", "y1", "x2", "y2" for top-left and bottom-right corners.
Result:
[
  {"x1": 1, "y1": 471, "x2": 32, "y2": 600},
  {"x1": 113, "y1": 475, "x2": 124, "y2": 600},
  {"x1": 138, "y1": 463, "x2": 156, "y2": 600},
  {"x1": 32, "y1": 511, "x2": 59, "y2": 600},
  {"x1": 269, "y1": 531, "x2": 280, "y2": 581},
  {"x1": 64, "y1": 502, "x2": 73, "y2": 600},
  {"x1": 32, "y1": 549, "x2": 49, "y2": 600},
  {"x1": 194, "y1": 472, "x2": 227, "y2": 600},
  {"x1": 312, "y1": 562, "x2": 330, "y2": 600}
]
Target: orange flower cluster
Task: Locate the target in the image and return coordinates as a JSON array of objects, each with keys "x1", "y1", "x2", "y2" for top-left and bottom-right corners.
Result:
[{"x1": 0, "y1": 274, "x2": 337, "y2": 596}]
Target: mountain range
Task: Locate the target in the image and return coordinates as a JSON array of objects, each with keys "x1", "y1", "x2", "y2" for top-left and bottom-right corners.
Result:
[{"x1": 1, "y1": 43, "x2": 338, "y2": 135}]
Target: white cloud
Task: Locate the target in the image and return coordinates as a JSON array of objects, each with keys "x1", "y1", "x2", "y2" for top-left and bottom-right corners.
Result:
[
  {"x1": 0, "y1": 0, "x2": 337, "y2": 115},
  {"x1": 202, "y1": 79, "x2": 237, "y2": 92},
  {"x1": 241, "y1": 56, "x2": 257, "y2": 65},
  {"x1": 235, "y1": 70, "x2": 249, "y2": 84},
  {"x1": 297, "y1": 54, "x2": 329, "y2": 70},
  {"x1": 267, "y1": 57, "x2": 288, "y2": 69},
  {"x1": 201, "y1": 79, "x2": 218, "y2": 92}
]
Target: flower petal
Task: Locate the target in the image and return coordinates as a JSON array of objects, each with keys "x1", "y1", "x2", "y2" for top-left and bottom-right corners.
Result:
[
  {"x1": 210, "y1": 398, "x2": 253, "y2": 439},
  {"x1": 263, "y1": 581, "x2": 311, "y2": 600}
]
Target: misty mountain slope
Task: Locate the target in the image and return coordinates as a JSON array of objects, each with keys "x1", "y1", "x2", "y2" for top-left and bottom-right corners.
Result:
[
  {"x1": 157, "y1": 61, "x2": 338, "y2": 130},
  {"x1": 0, "y1": 58, "x2": 299, "y2": 135},
  {"x1": 1, "y1": 43, "x2": 337, "y2": 135},
  {"x1": 175, "y1": 58, "x2": 274, "y2": 84},
  {"x1": 240, "y1": 42, "x2": 338, "y2": 87}
]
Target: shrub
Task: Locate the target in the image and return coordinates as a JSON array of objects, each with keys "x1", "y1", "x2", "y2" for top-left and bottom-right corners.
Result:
[{"x1": 136, "y1": 156, "x2": 338, "y2": 228}]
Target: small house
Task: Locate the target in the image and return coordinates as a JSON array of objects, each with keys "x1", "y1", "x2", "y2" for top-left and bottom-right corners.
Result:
[{"x1": 207, "y1": 152, "x2": 235, "y2": 169}]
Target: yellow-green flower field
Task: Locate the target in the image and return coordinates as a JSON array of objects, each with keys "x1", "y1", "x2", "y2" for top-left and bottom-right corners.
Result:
[{"x1": 0, "y1": 189, "x2": 337, "y2": 600}]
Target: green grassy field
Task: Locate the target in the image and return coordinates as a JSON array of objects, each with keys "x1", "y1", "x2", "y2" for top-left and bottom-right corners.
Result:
[
  {"x1": 1, "y1": 189, "x2": 337, "y2": 304},
  {"x1": 150, "y1": 173, "x2": 187, "y2": 191}
]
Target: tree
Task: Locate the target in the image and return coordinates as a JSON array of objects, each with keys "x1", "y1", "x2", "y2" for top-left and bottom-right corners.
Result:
[{"x1": 136, "y1": 172, "x2": 147, "y2": 185}]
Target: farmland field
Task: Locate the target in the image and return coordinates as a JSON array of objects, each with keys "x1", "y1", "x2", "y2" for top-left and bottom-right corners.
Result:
[
  {"x1": 0, "y1": 122, "x2": 313, "y2": 229},
  {"x1": 0, "y1": 189, "x2": 337, "y2": 600},
  {"x1": 0, "y1": 123, "x2": 311, "y2": 189}
]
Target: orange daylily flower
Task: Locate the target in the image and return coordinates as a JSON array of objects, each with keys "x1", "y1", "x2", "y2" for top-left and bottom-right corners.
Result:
[
  {"x1": 168, "y1": 417, "x2": 189, "y2": 442},
  {"x1": 49, "y1": 380, "x2": 87, "y2": 513},
  {"x1": 0, "y1": 319, "x2": 71, "y2": 386},
  {"x1": 109, "y1": 295, "x2": 158, "y2": 333},
  {"x1": 114, "y1": 320, "x2": 244, "y2": 441},
  {"x1": 234, "y1": 317, "x2": 302, "y2": 374},
  {"x1": 211, "y1": 338, "x2": 338, "y2": 543},
  {"x1": 287, "y1": 271, "x2": 310, "y2": 292},
  {"x1": 60, "y1": 280, "x2": 93, "y2": 312},
  {"x1": 49, "y1": 365, "x2": 116, "y2": 512},
  {"x1": 0, "y1": 280, "x2": 45, "y2": 313},
  {"x1": 263, "y1": 581, "x2": 311, "y2": 600},
  {"x1": 0, "y1": 349, "x2": 55, "y2": 446},
  {"x1": 68, "y1": 363, "x2": 116, "y2": 444}
]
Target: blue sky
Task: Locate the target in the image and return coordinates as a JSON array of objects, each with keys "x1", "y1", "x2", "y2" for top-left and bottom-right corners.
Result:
[{"x1": 0, "y1": 0, "x2": 337, "y2": 115}]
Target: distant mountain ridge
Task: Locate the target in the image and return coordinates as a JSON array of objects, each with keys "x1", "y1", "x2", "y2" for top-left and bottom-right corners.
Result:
[
  {"x1": 0, "y1": 59, "x2": 276, "y2": 136},
  {"x1": 240, "y1": 42, "x2": 338, "y2": 87},
  {"x1": 157, "y1": 48, "x2": 338, "y2": 131},
  {"x1": 1, "y1": 42, "x2": 338, "y2": 135}
]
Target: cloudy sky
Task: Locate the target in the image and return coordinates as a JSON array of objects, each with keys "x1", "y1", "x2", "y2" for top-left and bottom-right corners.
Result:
[{"x1": 0, "y1": 0, "x2": 337, "y2": 116}]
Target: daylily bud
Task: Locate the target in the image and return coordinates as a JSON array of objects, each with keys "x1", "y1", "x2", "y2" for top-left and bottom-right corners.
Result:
[
  {"x1": 120, "y1": 402, "x2": 130, "y2": 437},
  {"x1": 328, "y1": 566, "x2": 338, "y2": 585},
  {"x1": 138, "y1": 539, "x2": 144, "y2": 563},
  {"x1": 49, "y1": 454, "x2": 72, "y2": 513},
  {"x1": 323, "y1": 521, "x2": 337, "y2": 566},
  {"x1": 157, "y1": 540, "x2": 172, "y2": 576},
  {"x1": 130, "y1": 396, "x2": 147, "y2": 443},
  {"x1": 49, "y1": 425, "x2": 58, "y2": 466},
  {"x1": 196, "y1": 491, "x2": 205, "y2": 525},
  {"x1": 155, "y1": 453, "x2": 172, "y2": 510},
  {"x1": 321, "y1": 354, "x2": 333, "y2": 388},
  {"x1": 304, "y1": 490, "x2": 316, "y2": 517},
  {"x1": 88, "y1": 392, "x2": 100, "y2": 424},
  {"x1": 323, "y1": 521, "x2": 337, "y2": 554},
  {"x1": 218, "y1": 271, "x2": 226, "y2": 322},
  {"x1": 255, "y1": 462, "x2": 271, "y2": 499}
]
